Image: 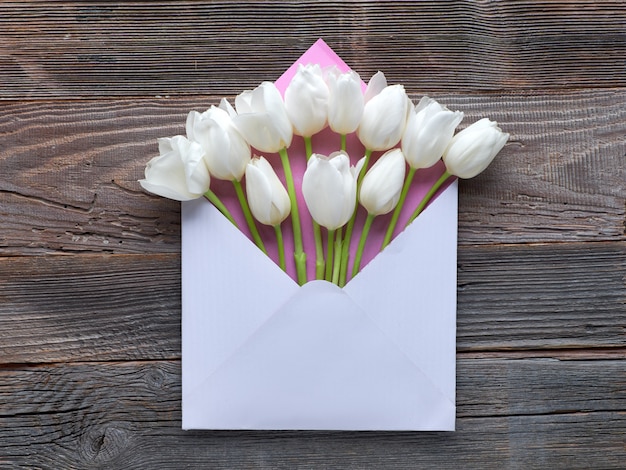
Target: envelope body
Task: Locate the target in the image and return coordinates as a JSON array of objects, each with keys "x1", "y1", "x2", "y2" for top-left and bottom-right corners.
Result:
[{"x1": 181, "y1": 181, "x2": 457, "y2": 431}]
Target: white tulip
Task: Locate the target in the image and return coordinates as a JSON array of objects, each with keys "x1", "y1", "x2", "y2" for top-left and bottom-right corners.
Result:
[
  {"x1": 233, "y1": 81, "x2": 293, "y2": 153},
  {"x1": 402, "y1": 96, "x2": 464, "y2": 169},
  {"x1": 284, "y1": 64, "x2": 329, "y2": 137},
  {"x1": 245, "y1": 156, "x2": 291, "y2": 226},
  {"x1": 186, "y1": 106, "x2": 251, "y2": 182},
  {"x1": 357, "y1": 83, "x2": 412, "y2": 151},
  {"x1": 302, "y1": 151, "x2": 357, "y2": 230},
  {"x1": 359, "y1": 149, "x2": 406, "y2": 215},
  {"x1": 325, "y1": 66, "x2": 364, "y2": 135},
  {"x1": 139, "y1": 136, "x2": 210, "y2": 201},
  {"x1": 443, "y1": 118, "x2": 509, "y2": 178}
]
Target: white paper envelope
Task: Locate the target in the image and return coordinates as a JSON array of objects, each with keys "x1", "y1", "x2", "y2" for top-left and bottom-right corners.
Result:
[{"x1": 181, "y1": 180, "x2": 457, "y2": 431}]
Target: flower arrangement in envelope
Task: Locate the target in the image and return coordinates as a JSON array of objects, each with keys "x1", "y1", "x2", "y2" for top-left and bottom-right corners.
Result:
[{"x1": 139, "y1": 39, "x2": 508, "y2": 431}]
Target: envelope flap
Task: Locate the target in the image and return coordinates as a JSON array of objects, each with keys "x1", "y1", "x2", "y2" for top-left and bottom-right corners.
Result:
[
  {"x1": 344, "y1": 181, "x2": 458, "y2": 403},
  {"x1": 182, "y1": 199, "x2": 300, "y2": 394},
  {"x1": 183, "y1": 281, "x2": 455, "y2": 431}
]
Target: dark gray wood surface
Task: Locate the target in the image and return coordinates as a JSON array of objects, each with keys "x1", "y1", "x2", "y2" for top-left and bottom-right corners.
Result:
[{"x1": 1, "y1": 1, "x2": 624, "y2": 468}]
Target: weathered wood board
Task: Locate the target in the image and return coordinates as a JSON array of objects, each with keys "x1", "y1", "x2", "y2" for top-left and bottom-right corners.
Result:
[{"x1": 0, "y1": 0, "x2": 624, "y2": 468}]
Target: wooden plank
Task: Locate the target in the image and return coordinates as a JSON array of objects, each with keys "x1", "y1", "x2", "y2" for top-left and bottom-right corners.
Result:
[
  {"x1": 0, "y1": 1, "x2": 625, "y2": 97},
  {"x1": 456, "y1": 242, "x2": 626, "y2": 351},
  {"x1": 0, "y1": 254, "x2": 181, "y2": 363},
  {"x1": 0, "y1": 359, "x2": 624, "y2": 468},
  {"x1": 0, "y1": 90, "x2": 624, "y2": 255},
  {"x1": 1, "y1": 243, "x2": 623, "y2": 363},
  {"x1": 457, "y1": 356, "x2": 626, "y2": 418}
]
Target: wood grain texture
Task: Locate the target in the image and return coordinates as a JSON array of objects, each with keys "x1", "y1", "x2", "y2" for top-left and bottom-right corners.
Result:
[
  {"x1": 0, "y1": 1, "x2": 625, "y2": 98},
  {"x1": 1, "y1": 243, "x2": 623, "y2": 364},
  {"x1": 0, "y1": 359, "x2": 624, "y2": 468},
  {"x1": 1, "y1": 1, "x2": 624, "y2": 465},
  {"x1": 1, "y1": 89, "x2": 624, "y2": 256},
  {"x1": 0, "y1": 254, "x2": 181, "y2": 364},
  {"x1": 457, "y1": 241, "x2": 626, "y2": 351}
]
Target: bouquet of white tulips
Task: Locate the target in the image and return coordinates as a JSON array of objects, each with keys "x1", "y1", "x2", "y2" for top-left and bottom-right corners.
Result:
[{"x1": 140, "y1": 63, "x2": 508, "y2": 286}]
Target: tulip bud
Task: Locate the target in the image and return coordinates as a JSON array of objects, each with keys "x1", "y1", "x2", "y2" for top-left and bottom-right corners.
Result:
[
  {"x1": 233, "y1": 82, "x2": 293, "y2": 153},
  {"x1": 186, "y1": 106, "x2": 251, "y2": 182},
  {"x1": 402, "y1": 97, "x2": 464, "y2": 170},
  {"x1": 139, "y1": 136, "x2": 210, "y2": 201},
  {"x1": 357, "y1": 83, "x2": 411, "y2": 151},
  {"x1": 302, "y1": 151, "x2": 357, "y2": 230},
  {"x1": 244, "y1": 156, "x2": 291, "y2": 226},
  {"x1": 325, "y1": 66, "x2": 364, "y2": 135},
  {"x1": 284, "y1": 64, "x2": 329, "y2": 137},
  {"x1": 443, "y1": 118, "x2": 509, "y2": 178},
  {"x1": 359, "y1": 149, "x2": 406, "y2": 216}
]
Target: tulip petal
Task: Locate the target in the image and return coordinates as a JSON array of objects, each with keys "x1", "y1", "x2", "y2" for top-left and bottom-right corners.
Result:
[
  {"x1": 244, "y1": 156, "x2": 291, "y2": 226},
  {"x1": 303, "y1": 153, "x2": 356, "y2": 230},
  {"x1": 364, "y1": 71, "x2": 387, "y2": 103},
  {"x1": 359, "y1": 149, "x2": 406, "y2": 215},
  {"x1": 245, "y1": 162, "x2": 274, "y2": 224},
  {"x1": 219, "y1": 98, "x2": 237, "y2": 118}
]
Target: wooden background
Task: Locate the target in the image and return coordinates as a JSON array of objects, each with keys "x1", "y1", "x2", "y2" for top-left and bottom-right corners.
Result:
[{"x1": 1, "y1": 1, "x2": 624, "y2": 468}]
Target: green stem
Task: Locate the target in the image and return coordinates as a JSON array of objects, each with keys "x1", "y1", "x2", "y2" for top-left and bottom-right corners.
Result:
[
  {"x1": 338, "y1": 220, "x2": 353, "y2": 287},
  {"x1": 232, "y1": 179, "x2": 267, "y2": 254},
  {"x1": 352, "y1": 213, "x2": 375, "y2": 279},
  {"x1": 356, "y1": 148, "x2": 373, "y2": 189},
  {"x1": 273, "y1": 224, "x2": 286, "y2": 272},
  {"x1": 337, "y1": 240, "x2": 348, "y2": 287},
  {"x1": 338, "y1": 148, "x2": 373, "y2": 287},
  {"x1": 340, "y1": 134, "x2": 347, "y2": 152},
  {"x1": 279, "y1": 147, "x2": 307, "y2": 285},
  {"x1": 406, "y1": 170, "x2": 453, "y2": 226},
  {"x1": 332, "y1": 228, "x2": 343, "y2": 285},
  {"x1": 204, "y1": 189, "x2": 237, "y2": 227},
  {"x1": 304, "y1": 135, "x2": 324, "y2": 280},
  {"x1": 313, "y1": 221, "x2": 325, "y2": 280},
  {"x1": 325, "y1": 229, "x2": 335, "y2": 281},
  {"x1": 381, "y1": 166, "x2": 416, "y2": 250},
  {"x1": 304, "y1": 136, "x2": 313, "y2": 161}
]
